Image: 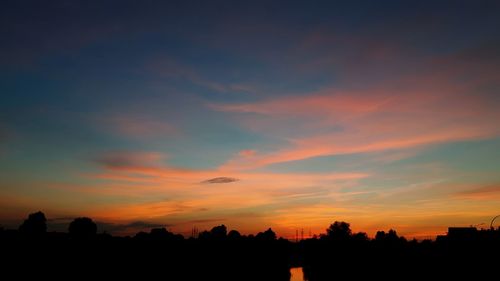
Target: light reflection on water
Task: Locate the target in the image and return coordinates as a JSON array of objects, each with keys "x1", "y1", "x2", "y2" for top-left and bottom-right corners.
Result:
[{"x1": 290, "y1": 267, "x2": 304, "y2": 281}]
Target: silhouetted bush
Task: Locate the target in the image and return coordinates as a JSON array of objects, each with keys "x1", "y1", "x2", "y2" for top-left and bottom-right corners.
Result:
[
  {"x1": 68, "y1": 217, "x2": 97, "y2": 239},
  {"x1": 19, "y1": 211, "x2": 46, "y2": 236}
]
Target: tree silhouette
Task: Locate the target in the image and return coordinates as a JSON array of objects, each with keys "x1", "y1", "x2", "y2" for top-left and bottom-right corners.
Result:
[
  {"x1": 134, "y1": 231, "x2": 149, "y2": 240},
  {"x1": 375, "y1": 230, "x2": 387, "y2": 241},
  {"x1": 386, "y1": 229, "x2": 399, "y2": 241},
  {"x1": 325, "y1": 221, "x2": 351, "y2": 240},
  {"x1": 256, "y1": 228, "x2": 277, "y2": 240},
  {"x1": 198, "y1": 225, "x2": 228, "y2": 240},
  {"x1": 149, "y1": 227, "x2": 179, "y2": 240},
  {"x1": 150, "y1": 227, "x2": 169, "y2": 236},
  {"x1": 210, "y1": 224, "x2": 227, "y2": 239},
  {"x1": 19, "y1": 211, "x2": 47, "y2": 236},
  {"x1": 198, "y1": 230, "x2": 211, "y2": 240},
  {"x1": 352, "y1": 232, "x2": 369, "y2": 242},
  {"x1": 69, "y1": 217, "x2": 97, "y2": 238},
  {"x1": 228, "y1": 230, "x2": 242, "y2": 240},
  {"x1": 375, "y1": 229, "x2": 406, "y2": 243},
  {"x1": 5, "y1": 210, "x2": 500, "y2": 280}
]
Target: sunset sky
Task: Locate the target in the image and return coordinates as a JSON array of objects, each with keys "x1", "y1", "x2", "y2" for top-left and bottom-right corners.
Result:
[{"x1": 1, "y1": 0, "x2": 500, "y2": 239}]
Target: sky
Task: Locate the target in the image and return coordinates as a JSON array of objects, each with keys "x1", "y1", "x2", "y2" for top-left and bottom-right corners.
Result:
[{"x1": 1, "y1": 0, "x2": 500, "y2": 239}]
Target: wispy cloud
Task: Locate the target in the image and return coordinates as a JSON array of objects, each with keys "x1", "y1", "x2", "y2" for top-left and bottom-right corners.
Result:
[
  {"x1": 182, "y1": 218, "x2": 226, "y2": 225},
  {"x1": 454, "y1": 185, "x2": 500, "y2": 200},
  {"x1": 91, "y1": 150, "x2": 368, "y2": 187},
  {"x1": 98, "y1": 221, "x2": 169, "y2": 234},
  {"x1": 238, "y1": 149, "x2": 256, "y2": 158},
  {"x1": 94, "y1": 151, "x2": 166, "y2": 169},
  {"x1": 103, "y1": 114, "x2": 179, "y2": 139},
  {"x1": 147, "y1": 56, "x2": 256, "y2": 94},
  {"x1": 212, "y1": 82, "x2": 500, "y2": 170},
  {"x1": 201, "y1": 177, "x2": 239, "y2": 184}
]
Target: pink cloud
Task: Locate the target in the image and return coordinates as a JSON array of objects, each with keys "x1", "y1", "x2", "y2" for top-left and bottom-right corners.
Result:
[
  {"x1": 212, "y1": 79, "x2": 500, "y2": 170},
  {"x1": 238, "y1": 149, "x2": 256, "y2": 157},
  {"x1": 209, "y1": 90, "x2": 391, "y2": 116}
]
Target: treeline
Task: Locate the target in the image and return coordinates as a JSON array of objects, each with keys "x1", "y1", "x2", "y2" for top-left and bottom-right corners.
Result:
[
  {"x1": 1, "y1": 211, "x2": 291, "y2": 281},
  {"x1": 297, "y1": 221, "x2": 500, "y2": 280},
  {"x1": 2, "y1": 211, "x2": 500, "y2": 280}
]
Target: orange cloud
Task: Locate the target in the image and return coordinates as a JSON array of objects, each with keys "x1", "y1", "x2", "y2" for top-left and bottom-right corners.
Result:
[
  {"x1": 72, "y1": 151, "x2": 371, "y2": 232},
  {"x1": 454, "y1": 185, "x2": 500, "y2": 200},
  {"x1": 91, "y1": 150, "x2": 369, "y2": 186}
]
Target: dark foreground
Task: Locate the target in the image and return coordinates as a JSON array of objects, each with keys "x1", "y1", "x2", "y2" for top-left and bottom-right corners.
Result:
[{"x1": 2, "y1": 213, "x2": 500, "y2": 280}]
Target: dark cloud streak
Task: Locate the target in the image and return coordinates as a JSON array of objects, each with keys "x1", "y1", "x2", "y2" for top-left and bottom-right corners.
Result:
[
  {"x1": 47, "y1": 218, "x2": 169, "y2": 234},
  {"x1": 202, "y1": 177, "x2": 239, "y2": 184},
  {"x1": 99, "y1": 221, "x2": 169, "y2": 233}
]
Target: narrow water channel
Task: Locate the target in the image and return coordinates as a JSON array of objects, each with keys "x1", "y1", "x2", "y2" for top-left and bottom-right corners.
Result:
[{"x1": 290, "y1": 267, "x2": 304, "y2": 281}]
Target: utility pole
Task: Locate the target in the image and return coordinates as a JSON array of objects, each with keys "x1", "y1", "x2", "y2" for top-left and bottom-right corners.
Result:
[{"x1": 191, "y1": 226, "x2": 199, "y2": 238}]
